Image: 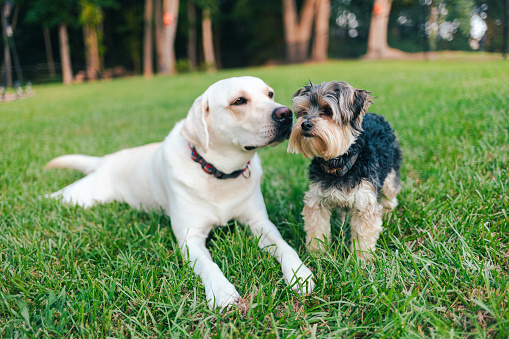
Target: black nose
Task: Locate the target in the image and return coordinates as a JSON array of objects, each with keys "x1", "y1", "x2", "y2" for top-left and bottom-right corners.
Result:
[
  {"x1": 301, "y1": 120, "x2": 313, "y2": 132},
  {"x1": 272, "y1": 107, "x2": 292, "y2": 122}
]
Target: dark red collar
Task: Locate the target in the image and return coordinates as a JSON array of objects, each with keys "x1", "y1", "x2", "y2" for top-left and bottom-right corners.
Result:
[{"x1": 190, "y1": 145, "x2": 250, "y2": 179}]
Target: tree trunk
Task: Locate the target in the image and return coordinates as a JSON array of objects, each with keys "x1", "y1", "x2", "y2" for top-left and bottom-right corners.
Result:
[
  {"x1": 83, "y1": 24, "x2": 100, "y2": 80},
  {"x1": 428, "y1": 3, "x2": 438, "y2": 52},
  {"x1": 312, "y1": 0, "x2": 330, "y2": 62},
  {"x1": 283, "y1": 0, "x2": 316, "y2": 64},
  {"x1": 2, "y1": 42, "x2": 12, "y2": 89},
  {"x1": 43, "y1": 27, "x2": 56, "y2": 78},
  {"x1": 1, "y1": 4, "x2": 12, "y2": 88},
  {"x1": 364, "y1": 0, "x2": 407, "y2": 60},
  {"x1": 187, "y1": 0, "x2": 197, "y2": 71},
  {"x1": 503, "y1": 0, "x2": 508, "y2": 60},
  {"x1": 155, "y1": 0, "x2": 165, "y2": 73},
  {"x1": 202, "y1": 8, "x2": 216, "y2": 71},
  {"x1": 59, "y1": 23, "x2": 73, "y2": 85},
  {"x1": 213, "y1": 21, "x2": 222, "y2": 69},
  {"x1": 159, "y1": 0, "x2": 179, "y2": 75},
  {"x1": 143, "y1": 0, "x2": 154, "y2": 77}
]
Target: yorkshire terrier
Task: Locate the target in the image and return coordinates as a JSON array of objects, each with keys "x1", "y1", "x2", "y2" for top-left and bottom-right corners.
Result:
[{"x1": 288, "y1": 81, "x2": 402, "y2": 260}]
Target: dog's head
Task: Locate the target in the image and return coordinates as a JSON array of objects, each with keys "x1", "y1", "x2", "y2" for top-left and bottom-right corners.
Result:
[
  {"x1": 287, "y1": 81, "x2": 373, "y2": 160},
  {"x1": 181, "y1": 76, "x2": 293, "y2": 154}
]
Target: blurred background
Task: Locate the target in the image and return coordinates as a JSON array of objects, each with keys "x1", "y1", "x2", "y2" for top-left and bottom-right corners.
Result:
[{"x1": 1, "y1": 0, "x2": 507, "y2": 87}]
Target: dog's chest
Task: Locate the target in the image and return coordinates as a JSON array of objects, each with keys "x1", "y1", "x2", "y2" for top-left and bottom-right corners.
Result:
[
  {"x1": 198, "y1": 177, "x2": 259, "y2": 225},
  {"x1": 306, "y1": 181, "x2": 360, "y2": 209}
]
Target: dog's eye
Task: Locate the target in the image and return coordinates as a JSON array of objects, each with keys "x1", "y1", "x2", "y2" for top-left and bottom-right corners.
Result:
[
  {"x1": 321, "y1": 106, "x2": 333, "y2": 117},
  {"x1": 268, "y1": 91, "x2": 274, "y2": 99},
  {"x1": 231, "y1": 97, "x2": 248, "y2": 105}
]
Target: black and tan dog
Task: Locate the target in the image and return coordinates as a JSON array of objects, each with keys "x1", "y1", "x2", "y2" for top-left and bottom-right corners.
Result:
[{"x1": 288, "y1": 81, "x2": 402, "y2": 260}]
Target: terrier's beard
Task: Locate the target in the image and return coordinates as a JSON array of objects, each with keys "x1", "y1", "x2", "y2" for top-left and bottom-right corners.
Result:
[{"x1": 288, "y1": 119, "x2": 360, "y2": 160}]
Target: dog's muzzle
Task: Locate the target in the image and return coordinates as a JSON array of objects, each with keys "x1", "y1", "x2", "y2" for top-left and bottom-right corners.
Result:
[
  {"x1": 271, "y1": 107, "x2": 293, "y2": 141},
  {"x1": 243, "y1": 107, "x2": 293, "y2": 151},
  {"x1": 301, "y1": 120, "x2": 314, "y2": 137}
]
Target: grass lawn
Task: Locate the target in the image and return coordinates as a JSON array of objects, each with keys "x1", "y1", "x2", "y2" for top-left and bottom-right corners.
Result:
[{"x1": 1, "y1": 59, "x2": 508, "y2": 338}]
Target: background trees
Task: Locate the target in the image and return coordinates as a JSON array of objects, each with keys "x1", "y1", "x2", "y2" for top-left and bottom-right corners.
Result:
[
  {"x1": 25, "y1": 0, "x2": 78, "y2": 84},
  {"x1": 4, "y1": 0, "x2": 508, "y2": 85}
]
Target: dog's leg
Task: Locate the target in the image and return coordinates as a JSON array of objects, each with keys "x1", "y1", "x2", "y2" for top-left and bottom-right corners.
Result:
[
  {"x1": 240, "y1": 194, "x2": 315, "y2": 296},
  {"x1": 302, "y1": 188, "x2": 331, "y2": 251},
  {"x1": 174, "y1": 227, "x2": 240, "y2": 310},
  {"x1": 349, "y1": 181, "x2": 383, "y2": 260},
  {"x1": 338, "y1": 208, "x2": 347, "y2": 223},
  {"x1": 380, "y1": 169, "x2": 401, "y2": 217}
]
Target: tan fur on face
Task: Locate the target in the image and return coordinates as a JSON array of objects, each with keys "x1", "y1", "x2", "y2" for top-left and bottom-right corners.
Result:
[
  {"x1": 288, "y1": 81, "x2": 370, "y2": 160},
  {"x1": 288, "y1": 116, "x2": 361, "y2": 160}
]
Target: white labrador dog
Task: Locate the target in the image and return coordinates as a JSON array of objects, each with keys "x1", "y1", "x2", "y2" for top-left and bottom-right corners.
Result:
[{"x1": 46, "y1": 76, "x2": 315, "y2": 309}]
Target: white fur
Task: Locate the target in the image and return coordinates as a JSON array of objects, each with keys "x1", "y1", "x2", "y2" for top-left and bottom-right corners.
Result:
[{"x1": 47, "y1": 76, "x2": 315, "y2": 309}]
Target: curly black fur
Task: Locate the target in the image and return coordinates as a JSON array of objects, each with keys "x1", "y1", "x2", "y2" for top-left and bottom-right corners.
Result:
[{"x1": 309, "y1": 113, "x2": 402, "y2": 194}]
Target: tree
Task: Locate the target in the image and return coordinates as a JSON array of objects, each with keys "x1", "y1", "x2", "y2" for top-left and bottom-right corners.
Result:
[
  {"x1": 59, "y1": 23, "x2": 73, "y2": 84},
  {"x1": 312, "y1": 0, "x2": 330, "y2": 62},
  {"x1": 364, "y1": 0, "x2": 407, "y2": 59},
  {"x1": 143, "y1": 0, "x2": 153, "y2": 77},
  {"x1": 504, "y1": 0, "x2": 509, "y2": 59},
  {"x1": 154, "y1": 0, "x2": 179, "y2": 74},
  {"x1": 154, "y1": 0, "x2": 164, "y2": 72},
  {"x1": 201, "y1": 7, "x2": 216, "y2": 71},
  {"x1": 25, "y1": 0, "x2": 77, "y2": 85},
  {"x1": 43, "y1": 27, "x2": 56, "y2": 78},
  {"x1": 158, "y1": 0, "x2": 179, "y2": 74},
  {"x1": 80, "y1": 0, "x2": 103, "y2": 80},
  {"x1": 1, "y1": 1, "x2": 13, "y2": 88},
  {"x1": 283, "y1": 0, "x2": 316, "y2": 63},
  {"x1": 187, "y1": 0, "x2": 197, "y2": 71}
]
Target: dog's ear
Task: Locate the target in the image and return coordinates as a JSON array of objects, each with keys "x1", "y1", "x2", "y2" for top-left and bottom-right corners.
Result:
[
  {"x1": 181, "y1": 94, "x2": 210, "y2": 153},
  {"x1": 292, "y1": 85, "x2": 311, "y2": 98},
  {"x1": 292, "y1": 88, "x2": 305, "y2": 98},
  {"x1": 352, "y1": 89, "x2": 373, "y2": 118}
]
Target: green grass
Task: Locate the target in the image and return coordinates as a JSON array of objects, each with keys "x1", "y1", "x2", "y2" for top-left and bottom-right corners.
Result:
[{"x1": 1, "y1": 59, "x2": 508, "y2": 338}]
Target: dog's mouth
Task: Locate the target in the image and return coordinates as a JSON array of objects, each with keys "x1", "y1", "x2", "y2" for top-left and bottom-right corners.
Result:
[
  {"x1": 302, "y1": 131, "x2": 314, "y2": 138},
  {"x1": 243, "y1": 123, "x2": 292, "y2": 152}
]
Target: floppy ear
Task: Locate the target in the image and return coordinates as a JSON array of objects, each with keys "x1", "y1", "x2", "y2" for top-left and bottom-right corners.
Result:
[
  {"x1": 352, "y1": 89, "x2": 373, "y2": 118},
  {"x1": 181, "y1": 94, "x2": 210, "y2": 153}
]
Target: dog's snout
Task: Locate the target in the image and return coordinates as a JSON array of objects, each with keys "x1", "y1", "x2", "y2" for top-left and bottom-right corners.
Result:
[
  {"x1": 272, "y1": 107, "x2": 292, "y2": 122},
  {"x1": 301, "y1": 120, "x2": 313, "y2": 132}
]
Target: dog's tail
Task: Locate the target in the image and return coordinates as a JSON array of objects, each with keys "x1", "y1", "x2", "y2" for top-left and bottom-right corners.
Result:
[{"x1": 46, "y1": 154, "x2": 102, "y2": 175}]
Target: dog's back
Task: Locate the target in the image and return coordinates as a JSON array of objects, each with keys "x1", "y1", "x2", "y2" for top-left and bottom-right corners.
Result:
[{"x1": 362, "y1": 113, "x2": 401, "y2": 188}]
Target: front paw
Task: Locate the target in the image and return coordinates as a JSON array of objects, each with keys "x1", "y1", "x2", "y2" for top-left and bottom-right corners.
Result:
[
  {"x1": 306, "y1": 236, "x2": 327, "y2": 252},
  {"x1": 285, "y1": 265, "x2": 315, "y2": 296},
  {"x1": 349, "y1": 243, "x2": 375, "y2": 261},
  {"x1": 206, "y1": 281, "x2": 241, "y2": 310}
]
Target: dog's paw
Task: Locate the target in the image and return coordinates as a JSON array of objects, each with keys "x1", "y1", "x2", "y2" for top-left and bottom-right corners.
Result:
[
  {"x1": 206, "y1": 281, "x2": 241, "y2": 310},
  {"x1": 349, "y1": 243, "x2": 375, "y2": 262},
  {"x1": 285, "y1": 265, "x2": 315, "y2": 296},
  {"x1": 306, "y1": 237, "x2": 327, "y2": 252}
]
